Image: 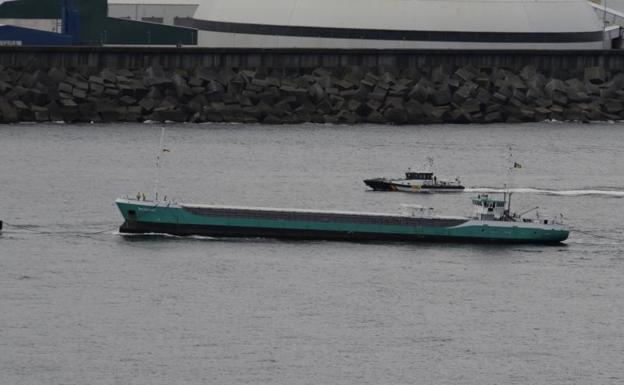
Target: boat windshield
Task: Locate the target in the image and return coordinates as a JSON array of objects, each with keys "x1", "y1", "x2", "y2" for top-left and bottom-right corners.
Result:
[
  {"x1": 472, "y1": 195, "x2": 505, "y2": 208},
  {"x1": 405, "y1": 172, "x2": 433, "y2": 180}
]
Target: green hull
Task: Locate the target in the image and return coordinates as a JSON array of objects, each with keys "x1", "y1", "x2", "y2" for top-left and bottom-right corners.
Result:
[{"x1": 116, "y1": 199, "x2": 569, "y2": 244}]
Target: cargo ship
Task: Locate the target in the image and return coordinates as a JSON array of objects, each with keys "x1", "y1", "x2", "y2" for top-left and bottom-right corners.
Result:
[
  {"x1": 364, "y1": 171, "x2": 464, "y2": 193},
  {"x1": 174, "y1": 0, "x2": 604, "y2": 50},
  {"x1": 115, "y1": 193, "x2": 569, "y2": 244}
]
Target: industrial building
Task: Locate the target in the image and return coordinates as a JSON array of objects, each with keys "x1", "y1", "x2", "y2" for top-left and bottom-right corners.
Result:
[{"x1": 0, "y1": 0, "x2": 196, "y2": 45}]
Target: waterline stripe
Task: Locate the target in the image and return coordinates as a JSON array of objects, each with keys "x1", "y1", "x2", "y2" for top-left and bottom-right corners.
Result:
[{"x1": 175, "y1": 17, "x2": 604, "y2": 44}]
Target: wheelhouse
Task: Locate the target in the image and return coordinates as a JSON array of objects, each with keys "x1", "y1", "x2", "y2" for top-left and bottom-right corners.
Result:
[
  {"x1": 405, "y1": 172, "x2": 433, "y2": 180},
  {"x1": 472, "y1": 194, "x2": 507, "y2": 220}
]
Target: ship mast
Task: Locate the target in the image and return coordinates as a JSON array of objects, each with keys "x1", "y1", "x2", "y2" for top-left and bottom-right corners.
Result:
[
  {"x1": 153, "y1": 127, "x2": 166, "y2": 201},
  {"x1": 506, "y1": 146, "x2": 519, "y2": 215}
]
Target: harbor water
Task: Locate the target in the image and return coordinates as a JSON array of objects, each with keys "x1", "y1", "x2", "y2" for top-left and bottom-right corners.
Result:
[{"x1": 1, "y1": 122, "x2": 623, "y2": 384}]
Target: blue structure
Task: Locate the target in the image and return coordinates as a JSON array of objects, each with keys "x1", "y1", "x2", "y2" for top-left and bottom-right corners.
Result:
[
  {"x1": 0, "y1": 24, "x2": 73, "y2": 45},
  {"x1": 0, "y1": 0, "x2": 197, "y2": 46},
  {"x1": 61, "y1": 0, "x2": 80, "y2": 44}
]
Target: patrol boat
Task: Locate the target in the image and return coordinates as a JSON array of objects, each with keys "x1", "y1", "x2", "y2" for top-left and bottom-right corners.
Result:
[
  {"x1": 364, "y1": 171, "x2": 465, "y2": 193},
  {"x1": 115, "y1": 192, "x2": 569, "y2": 244}
]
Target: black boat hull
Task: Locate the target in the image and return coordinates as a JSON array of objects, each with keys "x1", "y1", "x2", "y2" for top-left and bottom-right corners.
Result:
[{"x1": 364, "y1": 178, "x2": 465, "y2": 192}]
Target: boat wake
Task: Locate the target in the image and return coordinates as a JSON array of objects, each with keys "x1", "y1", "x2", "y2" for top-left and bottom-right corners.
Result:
[
  {"x1": 466, "y1": 188, "x2": 624, "y2": 197},
  {"x1": 115, "y1": 231, "x2": 219, "y2": 241},
  {"x1": 2, "y1": 222, "x2": 116, "y2": 237}
]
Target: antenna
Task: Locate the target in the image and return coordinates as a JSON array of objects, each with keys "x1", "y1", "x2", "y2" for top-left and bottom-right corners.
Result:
[
  {"x1": 153, "y1": 127, "x2": 167, "y2": 201},
  {"x1": 604, "y1": 0, "x2": 608, "y2": 30},
  {"x1": 506, "y1": 146, "x2": 516, "y2": 212}
]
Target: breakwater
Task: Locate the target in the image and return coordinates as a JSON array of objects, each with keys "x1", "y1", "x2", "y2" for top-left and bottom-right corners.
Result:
[{"x1": 1, "y1": 47, "x2": 624, "y2": 124}]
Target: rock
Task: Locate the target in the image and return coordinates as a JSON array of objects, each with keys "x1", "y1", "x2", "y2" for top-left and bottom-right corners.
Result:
[
  {"x1": 48, "y1": 67, "x2": 67, "y2": 83},
  {"x1": 104, "y1": 87, "x2": 120, "y2": 97},
  {"x1": 335, "y1": 79, "x2": 355, "y2": 90},
  {"x1": 545, "y1": 79, "x2": 567, "y2": 96},
  {"x1": 0, "y1": 80, "x2": 12, "y2": 93},
  {"x1": 31, "y1": 105, "x2": 49, "y2": 122},
  {"x1": 383, "y1": 106, "x2": 407, "y2": 124},
  {"x1": 525, "y1": 88, "x2": 543, "y2": 103},
  {"x1": 360, "y1": 72, "x2": 379, "y2": 88},
  {"x1": 475, "y1": 75, "x2": 491, "y2": 89},
  {"x1": 430, "y1": 89, "x2": 452, "y2": 106},
  {"x1": 461, "y1": 99, "x2": 481, "y2": 114},
  {"x1": 159, "y1": 109, "x2": 188, "y2": 122},
  {"x1": 405, "y1": 100, "x2": 424, "y2": 123},
  {"x1": 367, "y1": 86, "x2": 387, "y2": 102},
  {"x1": 492, "y1": 91, "x2": 508, "y2": 104},
  {"x1": 308, "y1": 83, "x2": 325, "y2": 102},
  {"x1": 58, "y1": 82, "x2": 73, "y2": 94},
  {"x1": 455, "y1": 65, "x2": 477, "y2": 82},
  {"x1": 366, "y1": 100, "x2": 383, "y2": 112},
  {"x1": 384, "y1": 96, "x2": 404, "y2": 109},
  {"x1": 475, "y1": 89, "x2": 491, "y2": 104},
  {"x1": 59, "y1": 98, "x2": 78, "y2": 108},
  {"x1": 119, "y1": 95, "x2": 137, "y2": 106},
  {"x1": 563, "y1": 106, "x2": 586, "y2": 121},
  {"x1": 483, "y1": 111, "x2": 502, "y2": 123},
  {"x1": 519, "y1": 65, "x2": 537, "y2": 81},
  {"x1": 27, "y1": 89, "x2": 49, "y2": 106},
  {"x1": 552, "y1": 92, "x2": 568, "y2": 106},
  {"x1": 346, "y1": 99, "x2": 365, "y2": 115},
  {"x1": 431, "y1": 65, "x2": 450, "y2": 84},
  {"x1": 173, "y1": 74, "x2": 192, "y2": 99},
  {"x1": 603, "y1": 99, "x2": 623, "y2": 114},
  {"x1": 90, "y1": 83, "x2": 105, "y2": 96},
  {"x1": 89, "y1": 76, "x2": 104, "y2": 85},
  {"x1": 100, "y1": 68, "x2": 118, "y2": 84},
  {"x1": 408, "y1": 79, "x2": 432, "y2": 102},
  {"x1": 534, "y1": 107, "x2": 551, "y2": 121},
  {"x1": 584, "y1": 66, "x2": 606, "y2": 84},
  {"x1": 453, "y1": 82, "x2": 477, "y2": 103},
  {"x1": 366, "y1": 110, "x2": 386, "y2": 124},
  {"x1": 0, "y1": 62, "x2": 623, "y2": 125}
]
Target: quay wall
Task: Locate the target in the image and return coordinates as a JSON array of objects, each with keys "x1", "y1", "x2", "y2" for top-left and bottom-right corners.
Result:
[
  {"x1": 3, "y1": 47, "x2": 624, "y2": 73},
  {"x1": 1, "y1": 47, "x2": 624, "y2": 124}
]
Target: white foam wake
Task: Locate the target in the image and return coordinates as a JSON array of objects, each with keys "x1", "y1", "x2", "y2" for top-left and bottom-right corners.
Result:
[{"x1": 465, "y1": 188, "x2": 624, "y2": 197}]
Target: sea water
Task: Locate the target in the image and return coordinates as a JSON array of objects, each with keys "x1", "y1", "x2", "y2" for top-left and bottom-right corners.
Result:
[{"x1": 1, "y1": 122, "x2": 623, "y2": 384}]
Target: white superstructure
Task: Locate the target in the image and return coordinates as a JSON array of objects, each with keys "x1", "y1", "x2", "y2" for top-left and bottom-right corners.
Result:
[{"x1": 175, "y1": 0, "x2": 604, "y2": 49}]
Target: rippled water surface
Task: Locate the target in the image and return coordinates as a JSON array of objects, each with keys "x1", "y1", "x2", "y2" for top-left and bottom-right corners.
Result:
[{"x1": 1, "y1": 122, "x2": 623, "y2": 384}]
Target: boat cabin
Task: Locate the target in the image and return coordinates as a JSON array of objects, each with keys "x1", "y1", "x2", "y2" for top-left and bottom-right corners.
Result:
[
  {"x1": 472, "y1": 194, "x2": 507, "y2": 221},
  {"x1": 405, "y1": 172, "x2": 433, "y2": 180}
]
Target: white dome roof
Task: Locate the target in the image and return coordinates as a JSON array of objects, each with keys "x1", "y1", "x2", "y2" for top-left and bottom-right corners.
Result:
[{"x1": 193, "y1": 0, "x2": 601, "y2": 33}]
